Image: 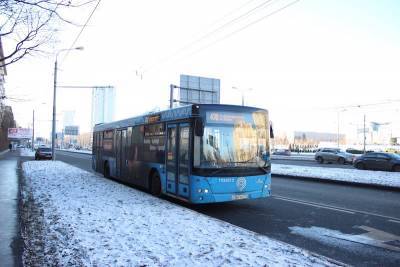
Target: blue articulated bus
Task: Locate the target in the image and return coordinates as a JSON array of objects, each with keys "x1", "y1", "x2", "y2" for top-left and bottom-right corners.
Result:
[{"x1": 92, "y1": 104, "x2": 272, "y2": 203}]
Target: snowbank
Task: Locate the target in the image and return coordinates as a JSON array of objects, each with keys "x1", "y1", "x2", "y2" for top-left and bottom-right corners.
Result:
[
  {"x1": 272, "y1": 164, "x2": 400, "y2": 189},
  {"x1": 21, "y1": 161, "x2": 338, "y2": 266},
  {"x1": 59, "y1": 148, "x2": 92, "y2": 154}
]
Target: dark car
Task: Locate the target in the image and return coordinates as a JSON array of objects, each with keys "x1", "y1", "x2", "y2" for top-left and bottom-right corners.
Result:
[
  {"x1": 353, "y1": 152, "x2": 400, "y2": 172},
  {"x1": 272, "y1": 149, "x2": 291, "y2": 156},
  {"x1": 35, "y1": 147, "x2": 53, "y2": 160}
]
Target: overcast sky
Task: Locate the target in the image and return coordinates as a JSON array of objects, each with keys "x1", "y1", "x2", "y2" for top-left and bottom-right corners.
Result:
[{"x1": 4, "y1": 0, "x2": 400, "y2": 142}]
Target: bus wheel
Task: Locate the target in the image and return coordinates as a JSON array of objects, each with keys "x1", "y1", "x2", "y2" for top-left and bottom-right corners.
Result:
[
  {"x1": 150, "y1": 172, "x2": 161, "y2": 196},
  {"x1": 103, "y1": 162, "x2": 110, "y2": 178}
]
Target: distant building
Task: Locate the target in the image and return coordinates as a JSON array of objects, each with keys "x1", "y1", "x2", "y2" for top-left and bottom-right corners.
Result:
[
  {"x1": 91, "y1": 86, "x2": 115, "y2": 129},
  {"x1": 178, "y1": 74, "x2": 220, "y2": 106},
  {"x1": 293, "y1": 131, "x2": 346, "y2": 146},
  {"x1": 0, "y1": 37, "x2": 16, "y2": 150}
]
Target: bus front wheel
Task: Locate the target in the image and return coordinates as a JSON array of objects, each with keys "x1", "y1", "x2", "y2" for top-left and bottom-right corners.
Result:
[{"x1": 150, "y1": 172, "x2": 161, "y2": 196}]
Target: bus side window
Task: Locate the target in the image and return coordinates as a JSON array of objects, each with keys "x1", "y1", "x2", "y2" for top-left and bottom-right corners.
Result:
[{"x1": 132, "y1": 126, "x2": 143, "y2": 161}]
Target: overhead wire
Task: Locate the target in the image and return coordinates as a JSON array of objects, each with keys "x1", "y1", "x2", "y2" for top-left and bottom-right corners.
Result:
[
  {"x1": 137, "y1": 0, "x2": 260, "y2": 74},
  {"x1": 61, "y1": 0, "x2": 102, "y2": 62},
  {"x1": 139, "y1": 0, "x2": 280, "y2": 76},
  {"x1": 168, "y1": 0, "x2": 301, "y2": 70}
]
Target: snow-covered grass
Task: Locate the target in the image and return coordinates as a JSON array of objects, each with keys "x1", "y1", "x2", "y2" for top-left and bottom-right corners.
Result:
[
  {"x1": 272, "y1": 154, "x2": 314, "y2": 161},
  {"x1": 272, "y1": 164, "x2": 400, "y2": 189},
  {"x1": 21, "y1": 161, "x2": 339, "y2": 266},
  {"x1": 59, "y1": 148, "x2": 92, "y2": 154}
]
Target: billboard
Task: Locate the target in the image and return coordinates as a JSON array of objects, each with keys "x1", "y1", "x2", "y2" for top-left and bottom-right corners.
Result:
[
  {"x1": 64, "y1": 126, "x2": 79, "y2": 136},
  {"x1": 8, "y1": 128, "x2": 32, "y2": 139},
  {"x1": 179, "y1": 74, "x2": 220, "y2": 105}
]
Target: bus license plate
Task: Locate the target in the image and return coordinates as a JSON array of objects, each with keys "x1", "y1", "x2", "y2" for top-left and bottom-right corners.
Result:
[{"x1": 233, "y1": 194, "x2": 248, "y2": 200}]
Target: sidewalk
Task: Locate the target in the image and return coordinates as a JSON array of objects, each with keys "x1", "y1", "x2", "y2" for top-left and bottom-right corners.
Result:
[{"x1": 0, "y1": 150, "x2": 22, "y2": 266}]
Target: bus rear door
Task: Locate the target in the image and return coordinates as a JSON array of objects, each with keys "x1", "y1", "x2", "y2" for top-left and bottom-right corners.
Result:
[{"x1": 166, "y1": 123, "x2": 190, "y2": 199}]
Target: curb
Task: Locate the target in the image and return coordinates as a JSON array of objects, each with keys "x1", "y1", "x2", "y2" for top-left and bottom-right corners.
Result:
[
  {"x1": 272, "y1": 173, "x2": 400, "y2": 192},
  {"x1": 272, "y1": 158, "x2": 314, "y2": 162},
  {"x1": 56, "y1": 150, "x2": 92, "y2": 156}
]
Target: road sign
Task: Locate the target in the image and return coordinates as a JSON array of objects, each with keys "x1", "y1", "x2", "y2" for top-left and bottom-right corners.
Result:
[{"x1": 64, "y1": 126, "x2": 79, "y2": 136}]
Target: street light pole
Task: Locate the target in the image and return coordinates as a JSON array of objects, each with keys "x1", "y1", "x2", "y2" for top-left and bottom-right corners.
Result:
[
  {"x1": 51, "y1": 59, "x2": 58, "y2": 160},
  {"x1": 363, "y1": 114, "x2": 366, "y2": 154},
  {"x1": 337, "y1": 109, "x2": 346, "y2": 148},
  {"x1": 232, "y1": 86, "x2": 252, "y2": 106},
  {"x1": 51, "y1": 47, "x2": 84, "y2": 161},
  {"x1": 32, "y1": 109, "x2": 35, "y2": 151}
]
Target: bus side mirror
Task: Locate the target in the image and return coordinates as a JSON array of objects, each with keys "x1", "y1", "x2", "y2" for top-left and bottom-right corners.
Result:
[
  {"x1": 194, "y1": 118, "x2": 204, "y2": 136},
  {"x1": 270, "y1": 124, "x2": 274, "y2": 139}
]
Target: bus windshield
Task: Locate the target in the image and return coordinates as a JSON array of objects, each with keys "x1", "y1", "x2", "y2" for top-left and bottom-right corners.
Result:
[{"x1": 194, "y1": 110, "x2": 270, "y2": 170}]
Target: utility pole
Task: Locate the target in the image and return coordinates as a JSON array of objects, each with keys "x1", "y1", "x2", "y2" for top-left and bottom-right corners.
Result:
[
  {"x1": 337, "y1": 111, "x2": 340, "y2": 148},
  {"x1": 32, "y1": 110, "x2": 35, "y2": 151},
  {"x1": 363, "y1": 114, "x2": 366, "y2": 154},
  {"x1": 51, "y1": 46, "x2": 83, "y2": 161},
  {"x1": 169, "y1": 84, "x2": 174, "y2": 108},
  {"x1": 52, "y1": 59, "x2": 58, "y2": 160}
]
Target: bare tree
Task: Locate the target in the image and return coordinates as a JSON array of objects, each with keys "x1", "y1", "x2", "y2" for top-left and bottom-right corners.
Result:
[{"x1": 0, "y1": 0, "x2": 94, "y2": 68}]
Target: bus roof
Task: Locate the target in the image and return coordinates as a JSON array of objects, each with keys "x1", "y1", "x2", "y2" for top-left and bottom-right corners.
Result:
[{"x1": 93, "y1": 104, "x2": 268, "y2": 132}]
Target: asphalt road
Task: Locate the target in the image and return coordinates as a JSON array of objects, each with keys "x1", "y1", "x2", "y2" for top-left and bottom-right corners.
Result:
[{"x1": 54, "y1": 150, "x2": 400, "y2": 266}]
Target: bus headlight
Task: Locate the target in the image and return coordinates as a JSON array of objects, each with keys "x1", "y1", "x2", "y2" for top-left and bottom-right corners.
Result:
[{"x1": 198, "y1": 189, "x2": 209, "y2": 193}]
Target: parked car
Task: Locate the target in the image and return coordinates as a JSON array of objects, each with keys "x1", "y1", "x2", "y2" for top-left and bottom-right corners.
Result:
[
  {"x1": 315, "y1": 148, "x2": 355, "y2": 164},
  {"x1": 272, "y1": 149, "x2": 291, "y2": 156},
  {"x1": 35, "y1": 147, "x2": 53, "y2": 160},
  {"x1": 353, "y1": 152, "x2": 400, "y2": 172}
]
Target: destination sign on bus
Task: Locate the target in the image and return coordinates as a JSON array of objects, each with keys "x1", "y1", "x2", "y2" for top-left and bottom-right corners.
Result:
[
  {"x1": 146, "y1": 114, "x2": 161, "y2": 124},
  {"x1": 206, "y1": 112, "x2": 246, "y2": 124}
]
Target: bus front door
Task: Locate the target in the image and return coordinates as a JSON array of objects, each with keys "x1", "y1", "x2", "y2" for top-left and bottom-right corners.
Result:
[{"x1": 166, "y1": 123, "x2": 190, "y2": 199}]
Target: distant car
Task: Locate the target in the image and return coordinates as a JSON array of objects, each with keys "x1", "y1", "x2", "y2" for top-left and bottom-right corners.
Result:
[
  {"x1": 353, "y1": 152, "x2": 400, "y2": 172},
  {"x1": 315, "y1": 148, "x2": 355, "y2": 164},
  {"x1": 272, "y1": 149, "x2": 291, "y2": 156},
  {"x1": 35, "y1": 147, "x2": 53, "y2": 160}
]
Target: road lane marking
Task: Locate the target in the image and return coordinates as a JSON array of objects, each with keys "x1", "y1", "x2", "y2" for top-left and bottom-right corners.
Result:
[
  {"x1": 273, "y1": 195, "x2": 355, "y2": 214},
  {"x1": 291, "y1": 225, "x2": 400, "y2": 253},
  {"x1": 389, "y1": 219, "x2": 400, "y2": 224},
  {"x1": 273, "y1": 195, "x2": 400, "y2": 221}
]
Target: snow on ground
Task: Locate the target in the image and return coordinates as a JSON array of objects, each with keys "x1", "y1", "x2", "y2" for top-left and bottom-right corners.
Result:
[
  {"x1": 59, "y1": 148, "x2": 92, "y2": 154},
  {"x1": 19, "y1": 148, "x2": 35, "y2": 157},
  {"x1": 21, "y1": 161, "x2": 339, "y2": 266},
  {"x1": 272, "y1": 164, "x2": 400, "y2": 189},
  {"x1": 272, "y1": 154, "x2": 314, "y2": 161}
]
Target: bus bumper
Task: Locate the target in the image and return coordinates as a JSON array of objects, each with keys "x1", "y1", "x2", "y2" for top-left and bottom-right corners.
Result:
[{"x1": 190, "y1": 174, "x2": 271, "y2": 204}]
